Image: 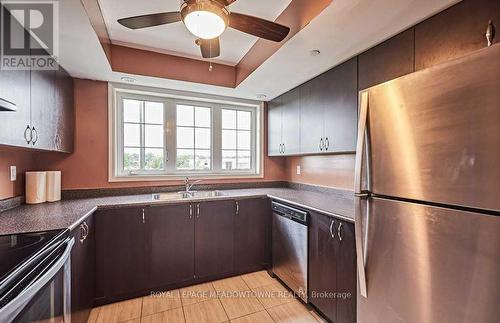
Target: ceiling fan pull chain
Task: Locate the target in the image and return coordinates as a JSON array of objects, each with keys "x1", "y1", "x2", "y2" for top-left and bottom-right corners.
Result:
[{"x1": 209, "y1": 40, "x2": 214, "y2": 72}]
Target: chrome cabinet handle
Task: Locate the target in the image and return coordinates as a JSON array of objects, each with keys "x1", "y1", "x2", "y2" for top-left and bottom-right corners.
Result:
[
  {"x1": 196, "y1": 204, "x2": 200, "y2": 218},
  {"x1": 189, "y1": 204, "x2": 193, "y2": 218},
  {"x1": 142, "y1": 209, "x2": 145, "y2": 224},
  {"x1": 329, "y1": 219, "x2": 335, "y2": 239},
  {"x1": 325, "y1": 137, "x2": 329, "y2": 151},
  {"x1": 337, "y1": 222, "x2": 343, "y2": 241},
  {"x1": 24, "y1": 125, "x2": 32, "y2": 144},
  {"x1": 31, "y1": 127, "x2": 38, "y2": 145},
  {"x1": 235, "y1": 201, "x2": 239, "y2": 215},
  {"x1": 282, "y1": 143, "x2": 285, "y2": 154},
  {"x1": 79, "y1": 223, "x2": 86, "y2": 244},
  {"x1": 83, "y1": 222, "x2": 89, "y2": 239},
  {"x1": 279, "y1": 144, "x2": 282, "y2": 153},
  {"x1": 320, "y1": 138, "x2": 324, "y2": 151}
]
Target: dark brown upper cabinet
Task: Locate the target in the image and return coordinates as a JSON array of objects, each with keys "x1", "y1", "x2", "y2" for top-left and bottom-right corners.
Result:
[
  {"x1": 267, "y1": 87, "x2": 300, "y2": 156},
  {"x1": 300, "y1": 58, "x2": 358, "y2": 154},
  {"x1": 309, "y1": 210, "x2": 356, "y2": 323},
  {"x1": 234, "y1": 198, "x2": 271, "y2": 273},
  {"x1": 194, "y1": 200, "x2": 235, "y2": 279},
  {"x1": 147, "y1": 204, "x2": 195, "y2": 288},
  {"x1": 415, "y1": 0, "x2": 500, "y2": 70},
  {"x1": 268, "y1": 58, "x2": 358, "y2": 156},
  {"x1": 358, "y1": 29, "x2": 415, "y2": 90}
]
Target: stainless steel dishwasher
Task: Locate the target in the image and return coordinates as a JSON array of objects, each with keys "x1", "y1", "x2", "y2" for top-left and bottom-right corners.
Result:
[{"x1": 271, "y1": 201, "x2": 308, "y2": 302}]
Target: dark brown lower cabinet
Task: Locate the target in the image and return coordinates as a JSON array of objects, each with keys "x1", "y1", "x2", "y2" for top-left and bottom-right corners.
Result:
[
  {"x1": 309, "y1": 211, "x2": 356, "y2": 323},
  {"x1": 194, "y1": 200, "x2": 235, "y2": 279},
  {"x1": 147, "y1": 204, "x2": 195, "y2": 288},
  {"x1": 70, "y1": 215, "x2": 95, "y2": 323},
  {"x1": 95, "y1": 207, "x2": 148, "y2": 302},
  {"x1": 234, "y1": 198, "x2": 271, "y2": 273}
]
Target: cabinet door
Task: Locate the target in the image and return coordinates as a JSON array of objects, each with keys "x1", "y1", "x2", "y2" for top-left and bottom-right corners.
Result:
[
  {"x1": 309, "y1": 211, "x2": 338, "y2": 321},
  {"x1": 54, "y1": 68, "x2": 74, "y2": 153},
  {"x1": 0, "y1": 68, "x2": 31, "y2": 147},
  {"x1": 299, "y1": 78, "x2": 324, "y2": 154},
  {"x1": 358, "y1": 29, "x2": 415, "y2": 90},
  {"x1": 267, "y1": 96, "x2": 282, "y2": 156},
  {"x1": 234, "y1": 198, "x2": 271, "y2": 273},
  {"x1": 70, "y1": 215, "x2": 95, "y2": 323},
  {"x1": 336, "y1": 221, "x2": 356, "y2": 323},
  {"x1": 281, "y1": 87, "x2": 300, "y2": 155},
  {"x1": 195, "y1": 200, "x2": 235, "y2": 279},
  {"x1": 415, "y1": 0, "x2": 500, "y2": 70},
  {"x1": 322, "y1": 58, "x2": 358, "y2": 153},
  {"x1": 147, "y1": 204, "x2": 195, "y2": 288},
  {"x1": 30, "y1": 53, "x2": 56, "y2": 150},
  {"x1": 95, "y1": 207, "x2": 148, "y2": 301}
]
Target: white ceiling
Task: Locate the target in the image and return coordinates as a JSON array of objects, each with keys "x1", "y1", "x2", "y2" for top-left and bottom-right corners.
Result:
[
  {"x1": 98, "y1": 0, "x2": 292, "y2": 65},
  {"x1": 58, "y1": 0, "x2": 460, "y2": 101}
]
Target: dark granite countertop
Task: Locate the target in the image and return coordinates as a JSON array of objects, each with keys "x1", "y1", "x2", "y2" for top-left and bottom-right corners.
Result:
[{"x1": 0, "y1": 187, "x2": 355, "y2": 236}]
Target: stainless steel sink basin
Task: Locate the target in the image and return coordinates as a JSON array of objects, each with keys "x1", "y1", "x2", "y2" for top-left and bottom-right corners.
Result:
[{"x1": 152, "y1": 190, "x2": 226, "y2": 201}]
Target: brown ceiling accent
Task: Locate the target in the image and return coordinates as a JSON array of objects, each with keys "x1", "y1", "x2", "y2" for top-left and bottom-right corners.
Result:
[
  {"x1": 235, "y1": 0, "x2": 332, "y2": 86},
  {"x1": 111, "y1": 45, "x2": 236, "y2": 87},
  {"x1": 80, "y1": 0, "x2": 112, "y2": 62},
  {"x1": 80, "y1": 0, "x2": 331, "y2": 88}
]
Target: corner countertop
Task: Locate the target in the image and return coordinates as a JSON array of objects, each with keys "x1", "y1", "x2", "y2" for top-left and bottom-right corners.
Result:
[{"x1": 0, "y1": 187, "x2": 355, "y2": 236}]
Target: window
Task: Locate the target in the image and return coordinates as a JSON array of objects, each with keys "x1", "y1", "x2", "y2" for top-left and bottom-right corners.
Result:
[{"x1": 110, "y1": 85, "x2": 262, "y2": 180}]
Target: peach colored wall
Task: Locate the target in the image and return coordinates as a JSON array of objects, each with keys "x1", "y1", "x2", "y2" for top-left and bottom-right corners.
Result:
[
  {"x1": 35, "y1": 79, "x2": 286, "y2": 190},
  {"x1": 285, "y1": 154, "x2": 355, "y2": 190},
  {"x1": 0, "y1": 147, "x2": 37, "y2": 200}
]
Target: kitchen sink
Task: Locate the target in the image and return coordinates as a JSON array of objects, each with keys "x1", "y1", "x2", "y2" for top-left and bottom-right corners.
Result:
[{"x1": 152, "y1": 190, "x2": 226, "y2": 201}]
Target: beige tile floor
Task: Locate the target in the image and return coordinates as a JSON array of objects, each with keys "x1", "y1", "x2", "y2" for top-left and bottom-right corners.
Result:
[{"x1": 87, "y1": 271, "x2": 325, "y2": 323}]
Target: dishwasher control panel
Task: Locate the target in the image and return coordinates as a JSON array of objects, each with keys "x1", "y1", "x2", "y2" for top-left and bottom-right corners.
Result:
[{"x1": 271, "y1": 201, "x2": 308, "y2": 225}]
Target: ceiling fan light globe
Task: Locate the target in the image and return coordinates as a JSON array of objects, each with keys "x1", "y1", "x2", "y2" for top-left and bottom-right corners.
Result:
[{"x1": 184, "y1": 10, "x2": 226, "y2": 39}]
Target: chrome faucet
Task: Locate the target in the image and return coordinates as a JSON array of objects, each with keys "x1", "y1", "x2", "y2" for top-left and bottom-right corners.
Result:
[{"x1": 184, "y1": 177, "x2": 202, "y2": 193}]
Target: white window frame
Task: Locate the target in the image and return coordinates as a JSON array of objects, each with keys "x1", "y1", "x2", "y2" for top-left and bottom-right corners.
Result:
[{"x1": 108, "y1": 83, "x2": 263, "y2": 182}]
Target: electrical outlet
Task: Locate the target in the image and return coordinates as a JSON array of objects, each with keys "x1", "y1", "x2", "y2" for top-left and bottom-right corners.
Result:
[
  {"x1": 296, "y1": 165, "x2": 301, "y2": 175},
  {"x1": 10, "y1": 166, "x2": 16, "y2": 181}
]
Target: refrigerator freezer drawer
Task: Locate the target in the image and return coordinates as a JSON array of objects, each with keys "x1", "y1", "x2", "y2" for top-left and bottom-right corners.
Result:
[{"x1": 356, "y1": 196, "x2": 500, "y2": 323}]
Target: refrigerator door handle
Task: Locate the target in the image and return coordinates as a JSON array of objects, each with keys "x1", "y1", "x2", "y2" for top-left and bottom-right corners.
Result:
[
  {"x1": 355, "y1": 91, "x2": 369, "y2": 194},
  {"x1": 355, "y1": 196, "x2": 369, "y2": 298}
]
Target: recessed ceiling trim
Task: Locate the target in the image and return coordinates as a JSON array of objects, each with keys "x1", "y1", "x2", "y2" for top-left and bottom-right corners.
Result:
[{"x1": 81, "y1": 0, "x2": 112, "y2": 62}]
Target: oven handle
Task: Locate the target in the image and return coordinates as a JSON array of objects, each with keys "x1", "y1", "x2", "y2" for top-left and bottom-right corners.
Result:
[{"x1": 0, "y1": 238, "x2": 74, "y2": 323}]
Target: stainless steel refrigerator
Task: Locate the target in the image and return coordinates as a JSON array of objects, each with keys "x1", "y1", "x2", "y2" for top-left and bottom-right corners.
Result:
[{"x1": 354, "y1": 44, "x2": 500, "y2": 323}]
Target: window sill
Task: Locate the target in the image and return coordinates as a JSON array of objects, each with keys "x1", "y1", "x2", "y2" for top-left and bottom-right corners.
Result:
[{"x1": 109, "y1": 172, "x2": 264, "y2": 182}]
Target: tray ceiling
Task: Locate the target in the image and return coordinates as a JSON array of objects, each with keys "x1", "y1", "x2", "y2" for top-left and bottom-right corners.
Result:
[{"x1": 98, "y1": 0, "x2": 292, "y2": 65}]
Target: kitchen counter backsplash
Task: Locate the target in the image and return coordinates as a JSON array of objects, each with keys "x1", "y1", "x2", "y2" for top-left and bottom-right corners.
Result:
[{"x1": 0, "y1": 182, "x2": 355, "y2": 236}]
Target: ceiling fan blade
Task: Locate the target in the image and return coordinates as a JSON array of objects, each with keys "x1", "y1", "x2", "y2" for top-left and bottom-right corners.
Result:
[
  {"x1": 199, "y1": 38, "x2": 221, "y2": 58},
  {"x1": 214, "y1": 0, "x2": 238, "y2": 5},
  {"x1": 229, "y1": 12, "x2": 290, "y2": 42},
  {"x1": 118, "y1": 12, "x2": 181, "y2": 29}
]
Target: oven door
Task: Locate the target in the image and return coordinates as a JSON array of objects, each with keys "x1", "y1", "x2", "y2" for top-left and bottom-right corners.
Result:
[{"x1": 0, "y1": 238, "x2": 74, "y2": 323}]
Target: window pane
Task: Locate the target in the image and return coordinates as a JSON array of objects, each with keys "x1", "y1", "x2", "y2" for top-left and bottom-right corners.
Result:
[
  {"x1": 176, "y1": 149, "x2": 194, "y2": 170},
  {"x1": 145, "y1": 102, "x2": 163, "y2": 124},
  {"x1": 237, "y1": 130, "x2": 251, "y2": 150},
  {"x1": 145, "y1": 125, "x2": 164, "y2": 148},
  {"x1": 195, "y1": 107, "x2": 211, "y2": 127},
  {"x1": 222, "y1": 130, "x2": 236, "y2": 150},
  {"x1": 237, "y1": 150, "x2": 251, "y2": 170},
  {"x1": 222, "y1": 150, "x2": 236, "y2": 170},
  {"x1": 145, "y1": 148, "x2": 164, "y2": 170},
  {"x1": 177, "y1": 127, "x2": 194, "y2": 149},
  {"x1": 177, "y1": 105, "x2": 194, "y2": 126},
  {"x1": 195, "y1": 150, "x2": 211, "y2": 170},
  {"x1": 195, "y1": 128, "x2": 211, "y2": 149},
  {"x1": 222, "y1": 109, "x2": 236, "y2": 129},
  {"x1": 124, "y1": 123, "x2": 140, "y2": 146},
  {"x1": 237, "y1": 111, "x2": 251, "y2": 130},
  {"x1": 124, "y1": 148, "x2": 140, "y2": 171},
  {"x1": 123, "y1": 99, "x2": 141, "y2": 123}
]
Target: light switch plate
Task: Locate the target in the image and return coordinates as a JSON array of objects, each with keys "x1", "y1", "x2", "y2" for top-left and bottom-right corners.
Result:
[
  {"x1": 296, "y1": 165, "x2": 301, "y2": 175},
  {"x1": 10, "y1": 166, "x2": 16, "y2": 181}
]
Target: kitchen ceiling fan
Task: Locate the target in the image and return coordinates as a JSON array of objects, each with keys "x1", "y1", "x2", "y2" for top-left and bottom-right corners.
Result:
[{"x1": 117, "y1": 0, "x2": 291, "y2": 59}]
